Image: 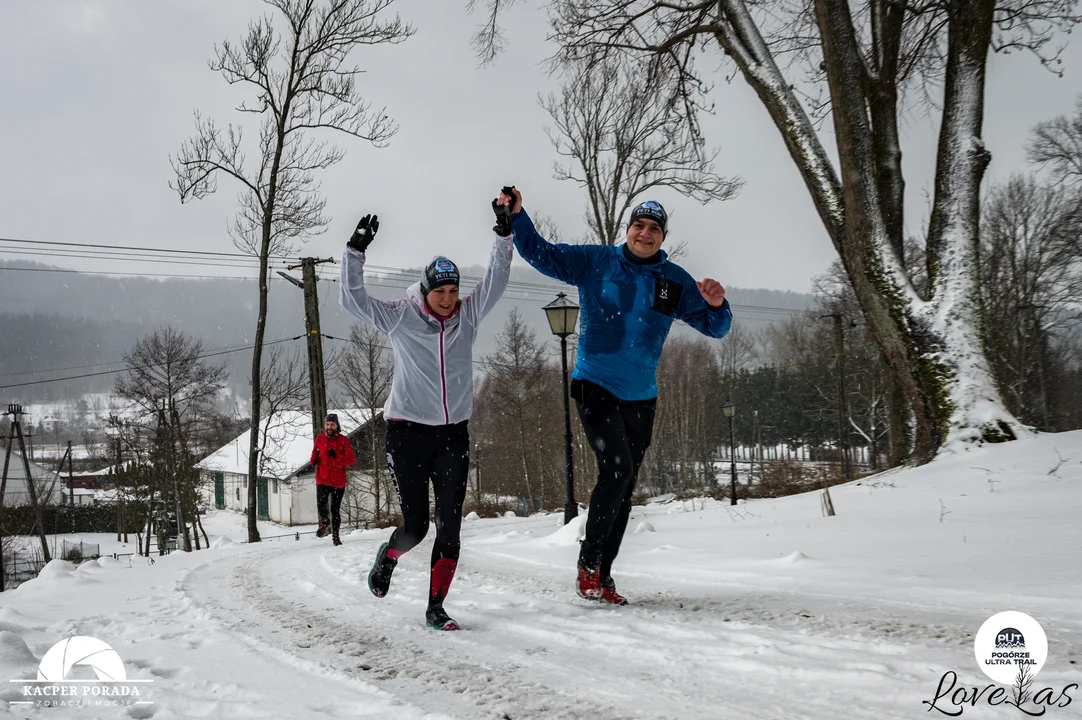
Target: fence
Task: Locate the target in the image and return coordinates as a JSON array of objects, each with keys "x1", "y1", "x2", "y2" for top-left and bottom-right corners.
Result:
[
  {"x1": 0, "y1": 545, "x2": 104, "y2": 591},
  {"x1": 1, "y1": 503, "x2": 145, "y2": 535},
  {"x1": 2, "y1": 552, "x2": 47, "y2": 590},
  {"x1": 60, "y1": 539, "x2": 99, "y2": 560}
]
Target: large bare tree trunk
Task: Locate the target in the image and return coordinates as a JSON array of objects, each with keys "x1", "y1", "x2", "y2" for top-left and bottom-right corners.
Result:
[{"x1": 915, "y1": 0, "x2": 1021, "y2": 451}]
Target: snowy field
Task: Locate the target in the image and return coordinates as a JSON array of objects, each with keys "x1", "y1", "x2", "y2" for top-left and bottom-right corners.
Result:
[{"x1": 0, "y1": 432, "x2": 1079, "y2": 719}]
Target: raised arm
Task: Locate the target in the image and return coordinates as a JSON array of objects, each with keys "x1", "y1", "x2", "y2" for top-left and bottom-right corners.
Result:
[
  {"x1": 505, "y1": 188, "x2": 595, "y2": 286},
  {"x1": 676, "y1": 273, "x2": 733, "y2": 339},
  {"x1": 338, "y1": 214, "x2": 409, "y2": 334},
  {"x1": 461, "y1": 234, "x2": 514, "y2": 328}
]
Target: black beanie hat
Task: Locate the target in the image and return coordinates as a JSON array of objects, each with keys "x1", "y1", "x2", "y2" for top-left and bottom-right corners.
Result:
[
  {"x1": 422, "y1": 256, "x2": 460, "y2": 293},
  {"x1": 628, "y1": 200, "x2": 668, "y2": 236}
]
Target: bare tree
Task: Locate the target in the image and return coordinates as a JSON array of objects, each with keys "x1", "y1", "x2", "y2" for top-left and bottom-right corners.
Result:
[
  {"x1": 336, "y1": 323, "x2": 393, "y2": 524},
  {"x1": 254, "y1": 344, "x2": 309, "y2": 479},
  {"x1": 468, "y1": 0, "x2": 521, "y2": 65},
  {"x1": 475, "y1": 309, "x2": 559, "y2": 512},
  {"x1": 1028, "y1": 95, "x2": 1082, "y2": 185},
  {"x1": 115, "y1": 327, "x2": 228, "y2": 436},
  {"x1": 541, "y1": 54, "x2": 742, "y2": 249},
  {"x1": 716, "y1": 323, "x2": 757, "y2": 392},
  {"x1": 645, "y1": 338, "x2": 724, "y2": 492},
  {"x1": 473, "y1": 0, "x2": 1082, "y2": 464},
  {"x1": 980, "y1": 174, "x2": 1082, "y2": 429},
  {"x1": 171, "y1": 0, "x2": 413, "y2": 541},
  {"x1": 114, "y1": 327, "x2": 228, "y2": 552}
]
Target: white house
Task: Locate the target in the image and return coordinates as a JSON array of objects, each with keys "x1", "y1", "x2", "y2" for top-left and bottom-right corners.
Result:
[
  {"x1": 0, "y1": 450, "x2": 67, "y2": 506},
  {"x1": 195, "y1": 409, "x2": 381, "y2": 526}
]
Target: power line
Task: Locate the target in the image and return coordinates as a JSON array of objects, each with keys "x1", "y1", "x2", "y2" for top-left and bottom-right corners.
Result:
[
  {"x1": 1, "y1": 244, "x2": 817, "y2": 319},
  {"x1": 0, "y1": 335, "x2": 303, "y2": 379},
  {"x1": 1, "y1": 236, "x2": 818, "y2": 314},
  {"x1": 1, "y1": 261, "x2": 816, "y2": 317},
  {"x1": 0, "y1": 248, "x2": 290, "y2": 272},
  {"x1": 0, "y1": 236, "x2": 267, "y2": 259},
  {"x1": 0, "y1": 266, "x2": 269, "y2": 281},
  {"x1": 0, "y1": 336, "x2": 304, "y2": 391},
  {"x1": 0, "y1": 358, "x2": 129, "y2": 379}
]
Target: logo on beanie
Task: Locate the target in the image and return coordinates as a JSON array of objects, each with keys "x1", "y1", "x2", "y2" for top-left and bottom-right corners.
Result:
[
  {"x1": 435, "y1": 259, "x2": 455, "y2": 274},
  {"x1": 630, "y1": 200, "x2": 667, "y2": 231}
]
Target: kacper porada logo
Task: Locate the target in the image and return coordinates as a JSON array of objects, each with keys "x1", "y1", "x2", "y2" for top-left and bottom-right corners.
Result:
[{"x1": 9, "y1": 636, "x2": 153, "y2": 709}]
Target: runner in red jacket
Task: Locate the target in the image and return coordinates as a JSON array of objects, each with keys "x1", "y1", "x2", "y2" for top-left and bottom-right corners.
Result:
[{"x1": 309, "y1": 413, "x2": 356, "y2": 546}]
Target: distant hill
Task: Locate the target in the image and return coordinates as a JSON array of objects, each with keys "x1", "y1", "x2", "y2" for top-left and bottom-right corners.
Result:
[{"x1": 0, "y1": 260, "x2": 815, "y2": 402}]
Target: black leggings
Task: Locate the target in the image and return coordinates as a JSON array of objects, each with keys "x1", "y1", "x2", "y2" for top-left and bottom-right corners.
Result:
[
  {"x1": 385, "y1": 420, "x2": 470, "y2": 568},
  {"x1": 573, "y1": 380, "x2": 657, "y2": 577},
  {"x1": 316, "y1": 484, "x2": 346, "y2": 532}
]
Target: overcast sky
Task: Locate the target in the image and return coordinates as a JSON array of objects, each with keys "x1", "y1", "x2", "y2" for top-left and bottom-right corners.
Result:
[{"x1": 1, "y1": 0, "x2": 1080, "y2": 294}]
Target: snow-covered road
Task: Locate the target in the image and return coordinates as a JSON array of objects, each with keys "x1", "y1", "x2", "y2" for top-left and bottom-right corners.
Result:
[
  {"x1": 179, "y1": 516, "x2": 1013, "y2": 720},
  {"x1": 1, "y1": 431, "x2": 1079, "y2": 719}
]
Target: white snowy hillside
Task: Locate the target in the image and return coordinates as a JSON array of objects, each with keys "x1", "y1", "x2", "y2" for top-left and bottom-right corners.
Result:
[{"x1": 0, "y1": 432, "x2": 1079, "y2": 719}]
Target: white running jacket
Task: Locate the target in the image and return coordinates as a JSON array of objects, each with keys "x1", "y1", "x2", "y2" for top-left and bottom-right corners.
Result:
[{"x1": 340, "y1": 234, "x2": 514, "y2": 426}]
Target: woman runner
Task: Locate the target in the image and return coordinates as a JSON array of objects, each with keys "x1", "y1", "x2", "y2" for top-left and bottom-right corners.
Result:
[{"x1": 339, "y1": 190, "x2": 516, "y2": 630}]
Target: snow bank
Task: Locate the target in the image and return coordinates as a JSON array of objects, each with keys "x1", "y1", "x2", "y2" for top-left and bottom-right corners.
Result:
[
  {"x1": 209, "y1": 536, "x2": 235, "y2": 550},
  {"x1": 775, "y1": 550, "x2": 815, "y2": 565},
  {"x1": 36, "y1": 560, "x2": 77, "y2": 578},
  {"x1": 0, "y1": 631, "x2": 36, "y2": 666},
  {"x1": 472, "y1": 530, "x2": 531, "y2": 545},
  {"x1": 539, "y1": 514, "x2": 586, "y2": 546}
]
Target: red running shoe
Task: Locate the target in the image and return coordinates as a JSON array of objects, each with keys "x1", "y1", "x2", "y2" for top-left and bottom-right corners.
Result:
[
  {"x1": 576, "y1": 564, "x2": 602, "y2": 600},
  {"x1": 600, "y1": 576, "x2": 628, "y2": 606}
]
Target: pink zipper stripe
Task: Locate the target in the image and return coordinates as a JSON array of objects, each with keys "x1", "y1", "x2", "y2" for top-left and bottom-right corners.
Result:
[{"x1": 439, "y1": 319, "x2": 449, "y2": 424}]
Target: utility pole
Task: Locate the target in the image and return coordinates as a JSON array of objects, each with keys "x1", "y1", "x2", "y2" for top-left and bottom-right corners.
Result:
[
  {"x1": 66, "y1": 441, "x2": 74, "y2": 521},
  {"x1": 474, "y1": 442, "x2": 482, "y2": 508},
  {"x1": 115, "y1": 436, "x2": 123, "y2": 543},
  {"x1": 1, "y1": 412, "x2": 13, "y2": 591},
  {"x1": 753, "y1": 409, "x2": 764, "y2": 484},
  {"x1": 67, "y1": 441, "x2": 76, "y2": 534},
  {"x1": 1, "y1": 405, "x2": 51, "y2": 564},
  {"x1": 280, "y1": 258, "x2": 335, "y2": 439},
  {"x1": 52, "y1": 443, "x2": 71, "y2": 553},
  {"x1": 821, "y1": 314, "x2": 852, "y2": 482}
]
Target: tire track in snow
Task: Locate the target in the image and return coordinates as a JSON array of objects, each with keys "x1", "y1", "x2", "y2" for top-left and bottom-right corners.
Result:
[
  {"x1": 183, "y1": 548, "x2": 641, "y2": 720},
  {"x1": 186, "y1": 539, "x2": 955, "y2": 720}
]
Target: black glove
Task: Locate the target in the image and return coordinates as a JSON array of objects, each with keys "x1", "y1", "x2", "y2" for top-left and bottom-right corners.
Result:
[
  {"x1": 347, "y1": 214, "x2": 379, "y2": 253},
  {"x1": 327, "y1": 448, "x2": 336, "y2": 460},
  {"x1": 312, "y1": 451, "x2": 319, "y2": 467},
  {"x1": 492, "y1": 186, "x2": 516, "y2": 236}
]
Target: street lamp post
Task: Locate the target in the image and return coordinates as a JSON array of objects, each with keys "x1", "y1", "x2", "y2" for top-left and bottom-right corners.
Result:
[
  {"x1": 543, "y1": 292, "x2": 581, "y2": 525},
  {"x1": 722, "y1": 401, "x2": 737, "y2": 506}
]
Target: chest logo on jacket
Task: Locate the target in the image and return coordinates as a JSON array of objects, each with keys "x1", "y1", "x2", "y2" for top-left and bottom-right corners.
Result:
[{"x1": 651, "y1": 278, "x2": 682, "y2": 317}]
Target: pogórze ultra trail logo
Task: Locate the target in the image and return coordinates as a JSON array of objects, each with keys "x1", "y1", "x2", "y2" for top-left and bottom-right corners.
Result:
[
  {"x1": 9, "y1": 636, "x2": 154, "y2": 710},
  {"x1": 923, "y1": 612, "x2": 1076, "y2": 716}
]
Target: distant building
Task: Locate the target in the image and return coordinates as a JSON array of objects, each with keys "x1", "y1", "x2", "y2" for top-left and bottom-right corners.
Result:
[
  {"x1": 64, "y1": 467, "x2": 111, "y2": 490},
  {"x1": 195, "y1": 409, "x2": 381, "y2": 526},
  {"x1": 0, "y1": 450, "x2": 67, "y2": 506}
]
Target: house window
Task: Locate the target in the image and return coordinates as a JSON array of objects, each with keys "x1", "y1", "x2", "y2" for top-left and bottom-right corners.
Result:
[
  {"x1": 273, "y1": 479, "x2": 278, "y2": 494},
  {"x1": 235, "y1": 487, "x2": 240, "y2": 501},
  {"x1": 243, "y1": 476, "x2": 247, "y2": 487}
]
